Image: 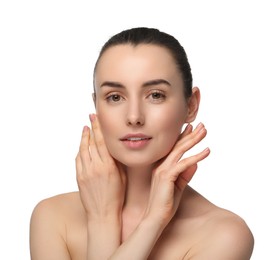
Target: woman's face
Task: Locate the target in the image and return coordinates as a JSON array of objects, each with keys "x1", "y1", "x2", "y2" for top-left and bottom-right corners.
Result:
[{"x1": 94, "y1": 44, "x2": 190, "y2": 167}]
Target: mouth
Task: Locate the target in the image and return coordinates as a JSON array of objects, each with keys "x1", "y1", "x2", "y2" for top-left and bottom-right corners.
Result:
[
  {"x1": 120, "y1": 134, "x2": 152, "y2": 141},
  {"x1": 121, "y1": 137, "x2": 152, "y2": 141},
  {"x1": 120, "y1": 134, "x2": 152, "y2": 149}
]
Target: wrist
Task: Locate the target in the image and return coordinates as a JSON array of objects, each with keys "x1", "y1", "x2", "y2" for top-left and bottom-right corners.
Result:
[
  {"x1": 86, "y1": 213, "x2": 122, "y2": 259},
  {"x1": 87, "y1": 212, "x2": 122, "y2": 225},
  {"x1": 140, "y1": 216, "x2": 166, "y2": 238},
  {"x1": 142, "y1": 209, "x2": 171, "y2": 230},
  {"x1": 87, "y1": 214, "x2": 122, "y2": 243}
]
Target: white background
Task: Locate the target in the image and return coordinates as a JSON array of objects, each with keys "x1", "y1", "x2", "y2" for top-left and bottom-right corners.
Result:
[{"x1": 0, "y1": 0, "x2": 275, "y2": 259}]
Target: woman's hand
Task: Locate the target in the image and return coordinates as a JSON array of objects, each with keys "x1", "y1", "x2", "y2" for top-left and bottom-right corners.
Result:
[
  {"x1": 75, "y1": 114, "x2": 126, "y2": 220},
  {"x1": 75, "y1": 114, "x2": 126, "y2": 259},
  {"x1": 143, "y1": 123, "x2": 210, "y2": 227}
]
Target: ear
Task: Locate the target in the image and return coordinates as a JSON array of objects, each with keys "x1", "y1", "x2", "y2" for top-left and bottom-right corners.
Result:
[
  {"x1": 92, "y1": 93, "x2": 96, "y2": 107},
  {"x1": 185, "y1": 87, "x2": 200, "y2": 123}
]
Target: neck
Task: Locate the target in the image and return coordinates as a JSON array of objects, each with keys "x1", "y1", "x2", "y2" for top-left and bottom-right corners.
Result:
[
  {"x1": 120, "y1": 165, "x2": 155, "y2": 241},
  {"x1": 123, "y1": 165, "x2": 154, "y2": 213}
]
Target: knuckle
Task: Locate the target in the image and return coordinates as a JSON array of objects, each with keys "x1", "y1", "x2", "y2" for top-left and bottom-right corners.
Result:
[
  {"x1": 92, "y1": 122, "x2": 99, "y2": 131},
  {"x1": 79, "y1": 145, "x2": 87, "y2": 155},
  {"x1": 76, "y1": 151, "x2": 84, "y2": 161},
  {"x1": 76, "y1": 174, "x2": 86, "y2": 186},
  {"x1": 96, "y1": 138, "x2": 105, "y2": 147},
  {"x1": 76, "y1": 168, "x2": 93, "y2": 183},
  {"x1": 154, "y1": 168, "x2": 167, "y2": 179}
]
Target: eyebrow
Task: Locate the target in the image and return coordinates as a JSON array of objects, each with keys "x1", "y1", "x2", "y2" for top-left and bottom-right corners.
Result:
[
  {"x1": 100, "y1": 79, "x2": 171, "y2": 88},
  {"x1": 143, "y1": 79, "x2": 171, "y2": 88}
]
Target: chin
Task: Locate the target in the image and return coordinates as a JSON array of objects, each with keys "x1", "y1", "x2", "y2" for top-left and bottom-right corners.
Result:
[
  {"x1": 111, "y1": 152, "x2": 166, "y2": 169},
  {"x1": 106, "y1": 137, "x2": 179, "y2": 169}
]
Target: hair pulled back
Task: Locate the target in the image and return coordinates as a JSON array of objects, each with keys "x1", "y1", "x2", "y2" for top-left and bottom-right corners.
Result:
[{"x1": 94, "y1": 27, "x2": 193, "y2": 99}]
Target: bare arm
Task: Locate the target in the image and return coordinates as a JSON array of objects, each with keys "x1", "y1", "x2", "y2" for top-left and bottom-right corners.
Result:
[{"x1": 86, "y1": 217, "x2": 122, "y2": 260}]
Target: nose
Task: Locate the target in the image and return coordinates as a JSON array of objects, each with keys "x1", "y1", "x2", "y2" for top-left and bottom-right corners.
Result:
[{"x1": 126, "y1": 99, "x2": 145, "y2": 126}]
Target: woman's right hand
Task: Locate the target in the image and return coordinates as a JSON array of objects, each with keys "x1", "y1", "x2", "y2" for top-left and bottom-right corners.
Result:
[{"x1": 75, "y1": 114, "x2": 126, "y2": 220}]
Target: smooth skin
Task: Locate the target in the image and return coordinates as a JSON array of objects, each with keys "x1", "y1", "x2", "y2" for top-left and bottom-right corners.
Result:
[{"x1": 30, "y1": 44, "x2": 254, "y2": 260}]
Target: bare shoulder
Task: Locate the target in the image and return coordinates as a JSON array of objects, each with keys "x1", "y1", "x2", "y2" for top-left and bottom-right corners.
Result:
[
  {"x1": 33, "y1": 191, "x2": 82, "y2": 209},
  {"x1": 30, "y1": 191, "x2": 85, "y2": 235},
  {"x1": 30, "y1": 192, "x2": 85, "y2": 260},
  {"x1": 191, "y1": 209, "x2": 254, "y2": 259},
  {"x1": 31, "y1": 192, "x2": 83, "y2": 222},
  {"x1": 182, "y1": 187, "x2": 254, "y2": 259}
]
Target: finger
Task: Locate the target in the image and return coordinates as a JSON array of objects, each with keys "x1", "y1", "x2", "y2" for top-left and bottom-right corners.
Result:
[
  {"x1": 174, "y1": 147, "x2": 210, "y2": 178},
  {"x1": 179, "y1": 164, "x2": 198, "y2": 184},
  {"x1": 184, "y1": 124, "x2": 207, "y2": 153},
  {"x1": 79, "y1": 126, "x2": 91, "y2": 164},
  {"x1": 167, "y1": 123, "x2": 207, "y2": 164},
  {"x1": 179, "y1": 123, "x2": 193, "y2": 139},
  {"x1": 155, "y1": 124, "x2": 193, "y2": 167},
  {"x1": 177, "y1": 123, "x2": 205, "y2": 149},
  {"x1": 75, "y1": 152, "x2": 83, "y2": 176},
  {"x1": 90, "y1": 114, "x2": 110, "y2": 161},
  {"x1": 175, "y1": 164, "x2": 197, "y2": 191},
  {"x1": 88, "y1": 115, "x2": 97, "y2": 159},
  {"x1": 174, "y1": 124, "x2": 193, "y2": 144}
]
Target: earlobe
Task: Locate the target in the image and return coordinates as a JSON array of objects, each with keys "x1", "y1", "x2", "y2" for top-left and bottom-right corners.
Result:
[{"x1": 186, "y1": 87, "x2": 201, "y2": 123}]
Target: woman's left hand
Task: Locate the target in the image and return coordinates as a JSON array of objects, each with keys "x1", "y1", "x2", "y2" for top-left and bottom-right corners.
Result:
[{"x1": 143, "y1": 123, "x2": 210, "y2": 227}]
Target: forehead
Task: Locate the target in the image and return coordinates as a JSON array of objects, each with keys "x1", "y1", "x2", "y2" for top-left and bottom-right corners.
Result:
[
  {"x1": 99, "y1": 43, "x2": 175, "y2": 62},
  {"x1": 94, "y1": 44, "x2": 180, "y2": 84}
]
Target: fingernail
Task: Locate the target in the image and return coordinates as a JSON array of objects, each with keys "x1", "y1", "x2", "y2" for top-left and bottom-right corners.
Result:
[
  {"x1": 204, "y1": 147, "x2": 210, "y2": 154},
  {"x1": 186, "y1": 123, "x2": 192, "y2": 129},
  {"x1": 198, "y1": 122, "x2": 204, "y2": 128},
  {"x1": 89, "y1": 114, "x2": 96, "y2": 123},
  {"x1": 199, "y1": 127, "x2": 207, "y2": 134}
]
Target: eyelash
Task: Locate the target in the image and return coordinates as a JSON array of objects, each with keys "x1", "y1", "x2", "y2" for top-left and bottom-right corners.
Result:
[
  {"x1": 106, "y1": 93, "x2": 124, "y2": 103},
  {"x1": 148, "y1": 90, "x2": 166, "y2": 102},
  {"x1": 105, "y1": 90, "x2": 166, "y2": 104}
]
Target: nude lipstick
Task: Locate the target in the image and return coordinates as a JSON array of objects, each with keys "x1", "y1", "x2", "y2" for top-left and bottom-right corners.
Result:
[{"x1": 120, "y1": 134, "x2": 152, "y2": 149}]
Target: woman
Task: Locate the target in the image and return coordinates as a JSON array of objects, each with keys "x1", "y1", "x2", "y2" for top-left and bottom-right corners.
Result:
[{"x1": 30, "y1": 27, "x2": 254, "y2": 259}]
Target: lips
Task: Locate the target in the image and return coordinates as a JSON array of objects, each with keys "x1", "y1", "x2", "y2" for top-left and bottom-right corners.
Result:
[
  {"x1": 120, "y1": 134, "x2": 152, "y2": 141},
  {"x1": 120, "y1": 134, "x2": 152, "y2": 149}
]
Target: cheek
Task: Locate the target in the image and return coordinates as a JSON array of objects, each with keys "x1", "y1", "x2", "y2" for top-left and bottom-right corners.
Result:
[
  {"x1": 153, "y1": 102, "x2": 187, "y2": 133},
  {"x1": 159, "y1": 117, "x2": 183, "y2": 149},
  {"x1": 96, "y1": 111, "x2": 116, "y2": 138},
  {"x1": 152, "y1": 104, "x2": 187, "y2": 155}
]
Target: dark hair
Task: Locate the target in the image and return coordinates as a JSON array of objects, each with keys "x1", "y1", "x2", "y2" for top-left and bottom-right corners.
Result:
[{"x1": 93, "y1": 27, "x2": 193, "y2": 99}]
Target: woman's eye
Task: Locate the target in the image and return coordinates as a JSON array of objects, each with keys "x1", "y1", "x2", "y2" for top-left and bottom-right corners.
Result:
[
  {"x1": 149, "y1": 91, "x2": 166, "y2": 102},
  {"x1": 106, "y1": 94, "x2": 122, "y2": 103}
]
